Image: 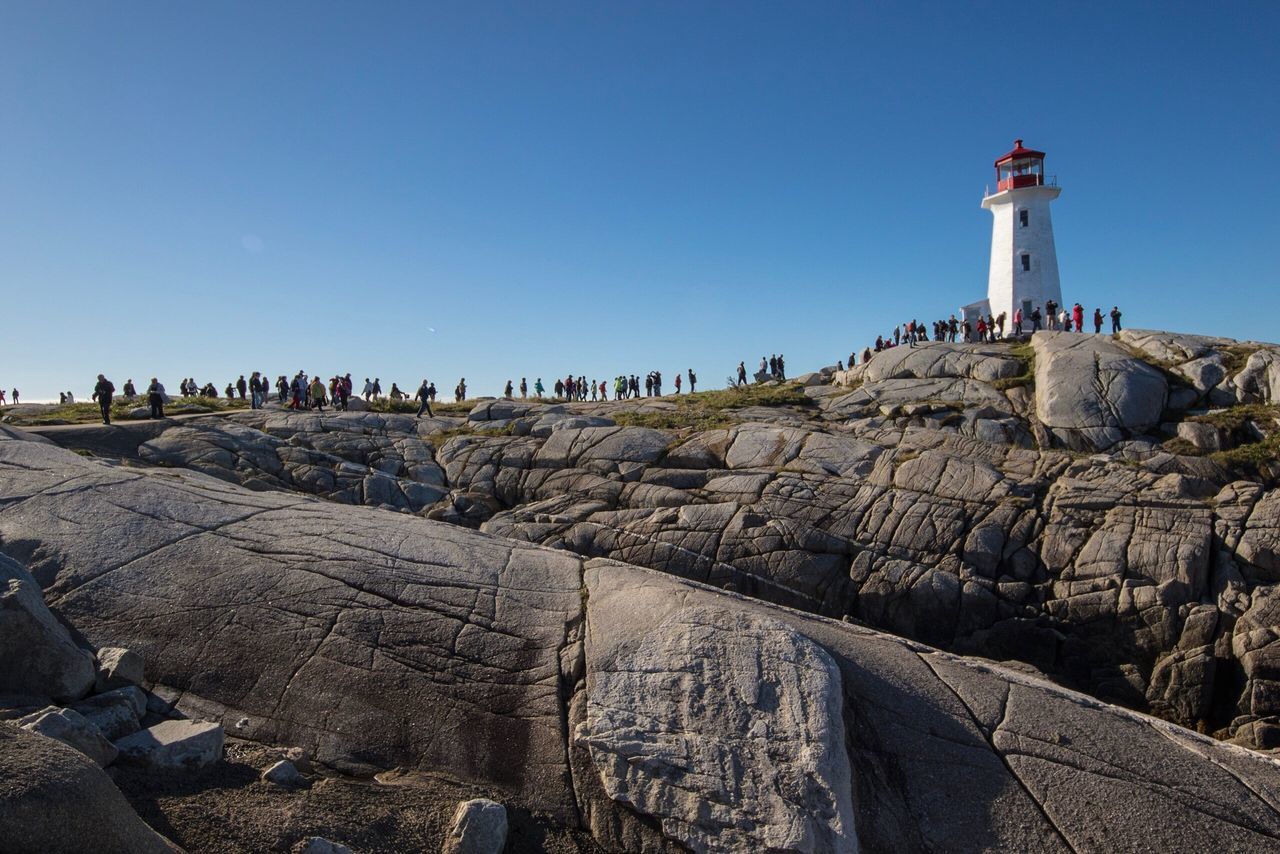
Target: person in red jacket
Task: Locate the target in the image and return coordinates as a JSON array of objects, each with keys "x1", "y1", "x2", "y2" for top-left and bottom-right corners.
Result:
[{"x1": 1072, "y1": 302, "x2": 1084, "y2": 332}]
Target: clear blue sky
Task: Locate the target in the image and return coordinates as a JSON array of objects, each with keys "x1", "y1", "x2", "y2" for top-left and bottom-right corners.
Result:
[{"x1": 3, "y1": 1, "x2": 1277, "y2": 400}]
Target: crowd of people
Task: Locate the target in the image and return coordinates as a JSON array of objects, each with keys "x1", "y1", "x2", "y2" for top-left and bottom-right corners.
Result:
[
  {"x1": 495, "y1": 369, "x2": 699, "y2": 404},
  {"x1": 13, "y1": 301, "x2": 1130, "y2": 424},
  {"x1": 836, "y1": 303, "x2": 1125, "y2": 369}
]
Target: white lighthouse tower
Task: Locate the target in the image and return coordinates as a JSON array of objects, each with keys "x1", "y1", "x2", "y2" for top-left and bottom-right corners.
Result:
[{"x1": 980, "y1": 139, "x2": 1062, "y2": 324}]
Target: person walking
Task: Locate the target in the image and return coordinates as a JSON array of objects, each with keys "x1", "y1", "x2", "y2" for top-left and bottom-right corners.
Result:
[
  {"x1": 1110, "y1": 306, "x2": 1123, "y2": 333},
  {"x1": 736, "y1": 361, "x2": 747, "y2": 387},
  {"x1": 1093, "y1": 307, "x2": 1104, "y2": 334},
  {"x1": 674, "y1": 373, "x2": 682, "y2": 394},
  {"x1": 688, "y1": 369, "x2": 697, "y2": 393},
  {"x1": 535, "y1": 378, "x2": 544, "y2": 398},
  {"x1": 122, "y1": 379, "x2": 137, "y2": 400},
  {"x1": 92, "y1": 374, "x2": 115, "y2": 424},
  {"x1": 415, "y1": 379, "x2": 434, "y2": 418},
  {"x1": 309, "y1": 376, "x2": 327, "y2": 411},
  {"x1": 504, "y1": 380, "x2": 513, "y2": 399},
  {"x1": 520, "y1": 378, "x2": 528, "y2": 399}
]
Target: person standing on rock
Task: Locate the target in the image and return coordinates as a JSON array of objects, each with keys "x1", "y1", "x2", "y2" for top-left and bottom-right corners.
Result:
[
  {"x1": 236, "y1": 375, "x2": 247, "y2": 399},
  {"x1": 1030, "y1": 307, "x2": 1042, "y2": 332},
  {"x1": 688, "y1": 368, "x2": 696, "y2": 393},
  {"x1": 146, "y1": 377, "x2": 165, "y2": 419},
  {"x1": 122, "y1": 379, "x2": 136, "y2": 400},
  {"x1": 1072, "y1": 303, "x2": 1084, "y2": 333},
  {"x1": 520, "y1": 378, "x2": 528, "y2": 399},
  {"x1": 1093, "y1": 307, "x2": 1104, "y2": 334},
  {"x1": 455, "y1": 378, "x2": 466, "y2": 403},
  {"x1": 1110, "y1": 306, "x2": 1123, "y2": 333},
  {"x1": 309, "y1": 376, "x2": 327, "y2": 411},
  {"x1": 504, "y1": 380, "x2": 513, "y2": 399},
  {"x1": 249, "y1": 373, "x2": 262, "y2": 409},
  {"x1": 534, "y1": 378, "x2": 544, "y2": 398},
  {"x1": 736, "y1": 362, "x2": 747, "y2": 387},
  {"x1": 92, "y1": 374, "x2": 115, "y2": 424},
  {"x1": 362, "y1": 378, "x2": 373, "y2": 401},
  {"x1": 415, "y1": 380, "x2": 434, "y2": 418},
  {"x1": 9, "y1": 389, "x2": 16, "y2": 405}
]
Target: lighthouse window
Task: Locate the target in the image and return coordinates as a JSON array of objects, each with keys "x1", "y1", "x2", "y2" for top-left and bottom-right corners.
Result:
[
  {"x1": 1019, "y1": 210, "x2": 1029, "y2": 227},
  {"x1": 1021, "y1": 254, "x2": 1032, "y2": 272}
]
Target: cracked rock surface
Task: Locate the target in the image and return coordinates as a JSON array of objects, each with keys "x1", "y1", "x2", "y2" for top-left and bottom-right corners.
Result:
[
  {"x1": 26, "y1": 330, "x2": 1280, "y2": 753},
  {"x1": 3, "y1": 428, "x2": 1280, "y2": 850}
]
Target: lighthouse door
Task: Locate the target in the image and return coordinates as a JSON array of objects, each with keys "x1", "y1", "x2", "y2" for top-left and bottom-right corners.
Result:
[{"x1": 1021, "y1": 299, "x2": 1033, "y2": 317}]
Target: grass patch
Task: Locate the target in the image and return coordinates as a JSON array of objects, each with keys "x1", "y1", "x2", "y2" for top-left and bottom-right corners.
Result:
[
  {"x1": 611, "y1": 383, "x2": 813, "y2": 432},
  {"x1": 1210, "y1": 436, "x2": 1280, "y2": 474},
  {"x1": 6, "y1": 397, "x2": 249, "y2": 426},
  {"x1": 612, "y1": 410, "x2": 735, "y2": 431},
  {"x1": 993, "y1": 343, "x2": 1037, "y2": 391},
  {"x1": 1186, "y1": 404, "x2": 1278, "y2": 432},
  {"x1": 1161, "y1": 437, "x2": 1204, "y2": 457},
  {"x1": 1221, "y1": 345, "x2": 1261, "y2": 376},
  {"x1": 365, "y1": 398, "x2": 473, "y2": 416},
  {"x1": 685, "y1": 383, "x2": 812, "y2": 411}
]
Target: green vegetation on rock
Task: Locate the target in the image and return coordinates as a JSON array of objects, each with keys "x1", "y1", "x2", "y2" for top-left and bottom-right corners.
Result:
[
  {"x1": 614, "y1": 383, "x2": 812, "y2": 431},
  {"x1": 3, "y1": 398, "x2": 249, "y2": 426}
]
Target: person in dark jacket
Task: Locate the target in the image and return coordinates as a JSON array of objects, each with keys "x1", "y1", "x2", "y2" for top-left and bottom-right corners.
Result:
[
  {"x1": 146, "y1": 377, "x2": 165, "y2": 419},
  {"x1": 92, "y1": 374, "x2": 115, "y2": 424},
  {"x1": 415, "y1": 379, "x2": 434, "y2": 418}
]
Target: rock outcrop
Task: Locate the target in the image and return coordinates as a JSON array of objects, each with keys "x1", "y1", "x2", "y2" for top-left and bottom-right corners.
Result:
[
  {"x1": 23, "y1": 330, "x2": 1280, "y2": 752},
  {"x1": 3, "y1": 426, "x2": 1280, "y2": 851},
  {"x1": 0, "y1": 554, "x2": 96, "y2": 703},
  {"x1": 0, "y1": 723, "x2": 179, "y2": 853},
  {"x1": 1033, "y1": 330, "x2": 1168, "y2": 449}
]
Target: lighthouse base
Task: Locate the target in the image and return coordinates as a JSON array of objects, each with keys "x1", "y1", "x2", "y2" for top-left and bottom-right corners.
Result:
[{"x1": 960, "y1": 298, "x2": 991, "y2": 327}]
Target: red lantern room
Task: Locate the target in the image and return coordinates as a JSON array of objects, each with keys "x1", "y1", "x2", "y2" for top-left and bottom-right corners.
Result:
[{"x1": 994, "y1": 139, "x2": 1046, "y2": 192}]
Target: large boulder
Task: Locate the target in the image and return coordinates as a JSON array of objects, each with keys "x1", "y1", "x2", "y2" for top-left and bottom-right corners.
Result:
[
  {"x1": 577, "y1": 562, "x2": 1280, "y2": 853},
  {"x1": 0, "y1": 430, "x2": 586, "y2": 816},
  {"x1": 0, "y1": 554, "x2": 95, "y2": 703},
  {"x1": 5, "y1": 422, "x2": 1280, "y2": 851},
  {"x1": 1033, "y1": 331, "x2": 1167, "y2": 450},
  {"x1": 863, "y1": 341, "x2": 1026, "y2": 384},
  {"x1": 0, "y1": 723, "x2": 178, "y2": 853},
  {"x1": 575, "y1": 599, "x2": 856, "y2": 852}
]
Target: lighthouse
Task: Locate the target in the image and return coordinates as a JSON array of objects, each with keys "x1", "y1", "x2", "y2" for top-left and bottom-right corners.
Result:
[{"x1": 977, "y1": 139, "x2": 1063, "y2": 326}]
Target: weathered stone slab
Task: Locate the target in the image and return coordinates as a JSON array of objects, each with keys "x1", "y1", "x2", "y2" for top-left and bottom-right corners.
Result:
[{"x1": 0, "y1": 554, "x2": 95, "y2": 703}]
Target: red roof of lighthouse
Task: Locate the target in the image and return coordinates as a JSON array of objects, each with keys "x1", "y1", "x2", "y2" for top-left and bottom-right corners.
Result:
[{"x1": 994, "y1": 139, "x2": 1045, "y2": 166}]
